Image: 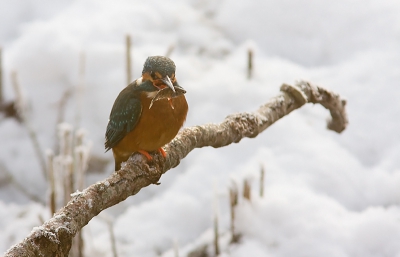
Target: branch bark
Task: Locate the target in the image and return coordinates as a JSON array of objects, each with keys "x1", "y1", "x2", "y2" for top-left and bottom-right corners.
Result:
[{"x1": 4, "y1": 81, "x2": 348, "y2": 257}]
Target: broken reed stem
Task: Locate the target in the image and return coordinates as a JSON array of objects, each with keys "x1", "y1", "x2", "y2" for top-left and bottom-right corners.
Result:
[
  {"x1": 47, "y1": 150, "x2": 56, "y2": 215},
  {"x1": 229, "y1": 183, "x2": 238, "y2": 242},
  {"x1": 74, "y1": 143, "x2": 91, "y2": 257},
  {"x1": 173, "y1": 239, "x2": 179, "y2": 257},
  {"x1": 109, "y1": 222, "x2": 118, "y2": 257},
  {"x1": 213, "y1": 183, "x2": 220, "y2": 256},
  {"x1": 55, "y1": 89, "x2": 72, "y2": 125},
  {"x1": 99, "y1": 214, "x2": 118, "y2": 257},
  {"x1": 11, "y1": 71, "x2": 47, "y2": 179},
  {"x1": 243, "y1": 179, "x2": 251, "y2": 201},
  {"x1": 75, "y1": 52, "x2": 85, "y2": 128},
  {"x1": 77, "y1": 233, "x2": 84, "y2": 257},
  {"x1": 63, "y1": 159, "x2": 74, "y2": 206},
  {"x1": 0, "y1": 47, "x2": 3, "y2": 103},
  {"x1": 213, "y1": 212, "x2": 220, "y2": 256},
  {"x1": 54, "y1": 89, "x2": 73, "y2": 153},
  {"x1": 57, "y1": 125, "x2": 88, "y2": 257},
  {"x1": 75, "y1": 130, "x2": 88, "y2": 191},
  {"x1": 165, "y1": 44, "x2": 175, "y2": 58},
  {"x1": 70, "y1": 232, "x2": 84, "y2": 257},
  {"x1": 68, "y1": 160, "x2": 74, "y2": 202},
  {"x1": 260, "y1": 165, "x2": 265, "y2": 198},
  {"x1": 247, "y1": 48, "x2": 253, "y2": 79},
  {"x1": 59, "y1": 124, "x2": 72, "y2": 156},
  {"x1": 126, "y1": 34, "x2": 132, "y2": 85},
  {"x1": 75, "y1": 149, "x2": 85, "y2": 191},
  {"x1": 58, "y1": 123, "x2": 73, "y2": 205}
]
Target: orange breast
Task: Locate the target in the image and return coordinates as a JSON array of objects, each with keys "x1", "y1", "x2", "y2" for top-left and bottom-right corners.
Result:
[{"x1": 114, "y1": 93, "x2": 188, "y2": 156}]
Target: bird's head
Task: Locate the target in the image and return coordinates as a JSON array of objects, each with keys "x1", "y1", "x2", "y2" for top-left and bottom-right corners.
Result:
[{"x1": 139, "y1": 56, "x2": 181, "y2": 94}]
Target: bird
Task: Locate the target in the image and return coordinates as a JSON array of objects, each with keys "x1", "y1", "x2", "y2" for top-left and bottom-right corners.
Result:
[{"x1": 105, "y1": 56, "x2": 188, "y2": 171}]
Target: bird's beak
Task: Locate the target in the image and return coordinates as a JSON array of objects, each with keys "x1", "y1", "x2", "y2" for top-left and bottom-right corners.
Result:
[
  {"x1": 161, "y1": 76, "x2": 175, "y2": 93},
  {"x1": 173, "y1": 83, "x2": 186, "y2": 94}
]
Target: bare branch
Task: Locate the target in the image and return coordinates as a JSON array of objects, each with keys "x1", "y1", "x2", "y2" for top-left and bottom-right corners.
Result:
[{"x1": 4, "y1": 81, "x2": 348, "y2": 257}]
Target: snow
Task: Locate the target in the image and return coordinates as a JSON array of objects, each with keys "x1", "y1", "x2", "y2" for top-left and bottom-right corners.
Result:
[
  {"x1": 32, "y1": 226, "x2": 60, "y2": 244},
  {"x1": 1, "y1": 0, "x2": 400, "y2": 256},
  {"x1": 71, "y1": 190, "x2": 82, "y2": 197},
  {"x1": 87, "y1": 198, "x2": 93, "y2": 209}
]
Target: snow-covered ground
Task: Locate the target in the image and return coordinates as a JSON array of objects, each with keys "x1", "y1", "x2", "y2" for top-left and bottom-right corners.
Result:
[{"x1": 1, "y1": 0, "x2": 400, "y2": 256}]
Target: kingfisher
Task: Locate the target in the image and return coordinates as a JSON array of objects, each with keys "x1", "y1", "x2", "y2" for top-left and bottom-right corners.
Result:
[{"x1": 105, "y1": 56, "x2": 188, "y2": 171}]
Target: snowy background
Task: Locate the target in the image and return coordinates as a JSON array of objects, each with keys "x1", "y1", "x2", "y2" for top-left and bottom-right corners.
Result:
[{"x1": 1, "y1": 0, "x2": 400, "y2": 256}]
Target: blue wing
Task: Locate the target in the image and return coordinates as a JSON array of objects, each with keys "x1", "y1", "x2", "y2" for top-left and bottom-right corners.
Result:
[{"x1": 105, "y1": 86, "x2": 142, "y2": 151}]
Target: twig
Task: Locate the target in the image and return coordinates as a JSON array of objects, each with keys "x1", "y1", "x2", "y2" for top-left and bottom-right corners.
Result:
[
  {"x1": 259, "y1": 164, "x2": 265, "y2": 198},
  {"x1": 46, "y1": 150, "x2": 56, "y2": 215},
  {"x1": 55, "y1": 123, "x2": 74, "y2": 206},
  {"x1": 229, "y1": 182, "x2": 238, "y2": 242},
  {"x1": 213, "y1": 183, "x2": 220, "y2": 256},
  {"x1": 243, "y1": 179, "x2": 251, "y2": 201},
  {"x1": 75, "y1": 52, "x2": 85, "y2": 128},
  {"x1": 0, "y1": 47, "x2": 3, "y2": 103},
  {"x1": 70, "y1": 231, "x2": 84, "y2": 257},
  {"x1": 0, "y1": 162, "x2": 44, "y2": 203},
  {"x1": 53, "y1": 88, "x2": 73, "y2": 153},
  {"x1": 247, "y1": 48, "x2": 253, "y2": 79},
  {"x1": 126, "y1": 35, "x2": 132, "y2": 85},
  {"x1": 53, "y1": 124, "x2": 89, "y2": 257},
  {"x1": 109, "y1": 224, "x2": 118, "y2": 257},
  {"x1": 75, "y1": 135, "x2": 88, "y2": 191},
  {"x1": 173, "y1": 239, "x2": 179, "y2": 257},
  {"x1": 64, "y1": 158, "x2": 74, "y2": 206},
  {"x1": 4, "y1": 81, "x2": 348, "y2": 256},
  {"x1": 11, "y1": 71, "x2": 47, "y2": 179},
  {"x1": 55, "y1": 89, "x2": 73, "y2": 126},
  {"x1": 165, "y1": 44, "x2": 175, "y2": 58},
  {"x1": 213, "y1": 212, "x2": 219, "y2": 256},
  {"x1": 98, "y1": 214, "x2": 118, "y2": 257},
  {"x1": 0, "y1": 48, "x2": 21, "y2": 122}
]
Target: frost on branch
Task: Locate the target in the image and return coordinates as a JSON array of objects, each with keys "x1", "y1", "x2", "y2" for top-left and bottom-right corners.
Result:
[{"x1": 4, "y1": 81, "x2": 348, "y2": 257}]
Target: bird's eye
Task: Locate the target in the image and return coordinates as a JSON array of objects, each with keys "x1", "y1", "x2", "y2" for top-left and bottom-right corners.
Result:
[{"x1": 150, "y1": 72, "x2": 158, "y2": 80}]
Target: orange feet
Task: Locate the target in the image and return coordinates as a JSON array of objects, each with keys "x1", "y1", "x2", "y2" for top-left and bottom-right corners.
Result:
[
  {"x1": 138, "y1": 150, "x2": 153, "y2": 161},
  {"x1": 138, "y1": 148, "x2": 166, "y2": 161},
  {"x1": 158, "y1": 147, "x2": 167, "y2": 158}
]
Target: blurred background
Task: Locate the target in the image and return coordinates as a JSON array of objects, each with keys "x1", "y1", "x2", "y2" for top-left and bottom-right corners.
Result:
[{"x1": 1, "y1": 0, "x2": 400, "y2": 256}]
